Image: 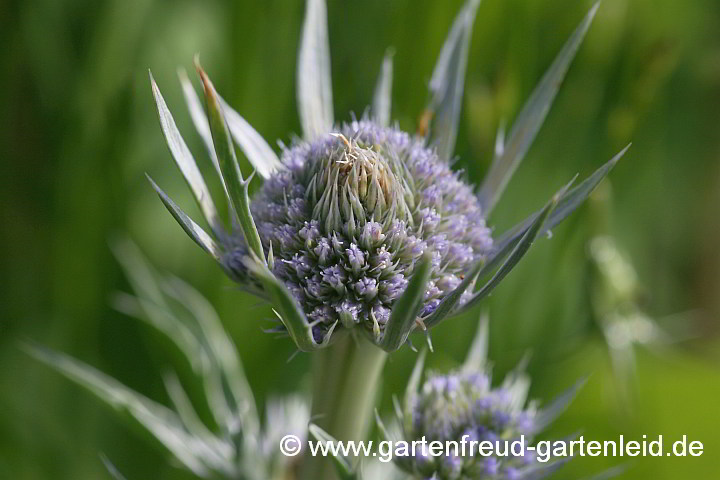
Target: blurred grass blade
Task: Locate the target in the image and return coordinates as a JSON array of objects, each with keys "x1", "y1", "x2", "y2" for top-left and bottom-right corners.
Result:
[
  {"x1": 196, "y1": 63, "x2": 265, "y2": 261},
  {"x1": 25, "y1": 344, "x2": 223, "y2": 477},
  {"x1": 308, "y1": 424, "x2": 357, "y2": 480},
  {"x1": 149, "y1": 71, "x2": 223, "y2": 239},
  {"x1": 372, "y1": 49, "x2": 394, "y2": 127},
  {"x1": 244, "y1": 257, "x2": 318, "y2": 351},
  {"x1": 462, "y1": 313, "x2": 489, "y2": 373},
  {"x1": 146, "y1": 175, "x2": 223, "y2": 261},
  {"x1": 427, "y1": 0, "x2": 481, "y2": 162},
  {"x1": 489, "y1": 145, "x2": 630, "y2": 272},
  {"x1": 477, "y1": 2, "x2": 600, "y2": 213},
  {"x1": 381, "y1": 253, "x2": 433, "y2": 351},
  {"x1": 297, "y1": 0, "x2": 334, "y2": 139},
  {"x1": 456, "y1": 181, "x2": 571, "y2": 316}
]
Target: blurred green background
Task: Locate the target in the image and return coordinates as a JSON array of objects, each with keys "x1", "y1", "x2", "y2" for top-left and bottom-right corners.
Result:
[{"x1": 2, "y1": 0, "x2": 720, "y2": 478}]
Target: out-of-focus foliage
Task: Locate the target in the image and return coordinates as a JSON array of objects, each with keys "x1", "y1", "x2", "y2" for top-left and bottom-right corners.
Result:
[{"x1": 1, "y1": 0, "x2": 719, "y2": 479}]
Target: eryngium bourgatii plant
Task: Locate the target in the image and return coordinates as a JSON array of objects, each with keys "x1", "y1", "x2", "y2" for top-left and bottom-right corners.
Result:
[
  {"x1": 149, "y1": 0, "x2": 628, "y2": 353},
  {"x1": 27, "y1": 239, "x2": 309, "y2": 480},
  {"x1": 375, "y1": 318, "x2": 584, "y2": 480},
  {"x1": 143, "y1": 0, "x2": 628, "y2": 478}
]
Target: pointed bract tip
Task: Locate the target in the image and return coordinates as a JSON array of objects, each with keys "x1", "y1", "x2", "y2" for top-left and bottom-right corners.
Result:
[
  {"x1": 148, "y1": 71, "x2": 160, "y2": 96},
  {"x1": 176, "y1": 66, "x2": 191, "y2": 84},
  {"x1": 553, "y1": 174, "x2": 578, "y2": 203},
  {"x1": 615, "y1": 143, "x2": 632, "y2": 161},
  {"x1": 194, "y1": 56, "x2": 216, "y2": 101},
  {"x1": 144, "y1": 172, "x2": 158, "y2": 188}
]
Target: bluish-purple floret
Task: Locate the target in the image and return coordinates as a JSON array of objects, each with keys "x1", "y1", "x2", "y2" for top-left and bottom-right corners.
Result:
[{"x1": 398, "y1": 369, "x2": 547, "y2": 480}]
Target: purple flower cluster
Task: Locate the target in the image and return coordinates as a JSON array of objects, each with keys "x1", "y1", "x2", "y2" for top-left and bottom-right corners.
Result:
[
  {"x1": 400, "y1": 370, "x2": 539, "y2": 480},
  {"x1": 239, "y1": 119, "x2": 492, "y2": 340}
]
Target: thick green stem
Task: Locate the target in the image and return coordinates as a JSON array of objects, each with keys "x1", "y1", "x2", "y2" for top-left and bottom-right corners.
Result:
[{"x1": 300, "y1": 332, "x2": 388, "y2": 480}]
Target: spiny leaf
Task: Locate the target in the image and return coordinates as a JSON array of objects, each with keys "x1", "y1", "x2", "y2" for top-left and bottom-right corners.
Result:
[
  {"x1": 146, "y1": 175, "x2": 223, "y2": 261},
  {"x1": 477, "y1": 2, "x2": 600, "y2": 212},
  {"x1": 244, "y1": 257, "x2": 318, "y2": 352},
  {"x1": 488, "y1": 145, "x2": 630, "y2": 273},
  {"x1": 297, "y1": 0, "x2": 334, "y2": 139},
  {"x1": 534, "y1": 377, "x2": 588, "y2": 432},
  {"x1": 427, "y1": 0, "x2": 481, "y2": 162},
  {"x1": 372, "y1": 49, "x2": 394, "y2": 127},
  {"x1": 455, "y1": 180, "x2": 573, "y2": 317},
  {"x1": 180, "y1": 69, "x2": 283, "y2": 181},
  {"x1": 195, "y1": 61, "x2": 264, "y2": 261},
  {"x1": 179, "y1": 68, "x2": 240, "y2": 236},
  {"x1": 178, "y1": 69, "x2": 224, "y2": 182},
  {"x1": 149, "y1": 71, "x2": 223, "y2": 239},
  {"x1": 381, "y1": 253, "x2": 433, "y2": 351}
]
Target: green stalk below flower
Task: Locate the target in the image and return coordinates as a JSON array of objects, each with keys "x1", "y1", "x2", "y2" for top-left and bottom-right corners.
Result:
[{"x1": 300, "y1": 332, "x2": 388, "y2": 480}]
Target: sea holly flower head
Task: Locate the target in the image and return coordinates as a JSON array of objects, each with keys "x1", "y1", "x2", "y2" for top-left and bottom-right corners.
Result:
[
  {"x1": 148, "y1": 0, "x2": 628, "y2": 351},
  {"x1": 381, "y1": 318, "x2": 584, "y2": 480},
  {"x1": 248, "y1": 121, "x2": 493, "y2": 343}
]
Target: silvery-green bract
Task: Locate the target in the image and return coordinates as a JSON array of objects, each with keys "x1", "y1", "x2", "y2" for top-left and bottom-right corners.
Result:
[{"x1": 148, "y1": 0, "x2": 628, "y2": 351}]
